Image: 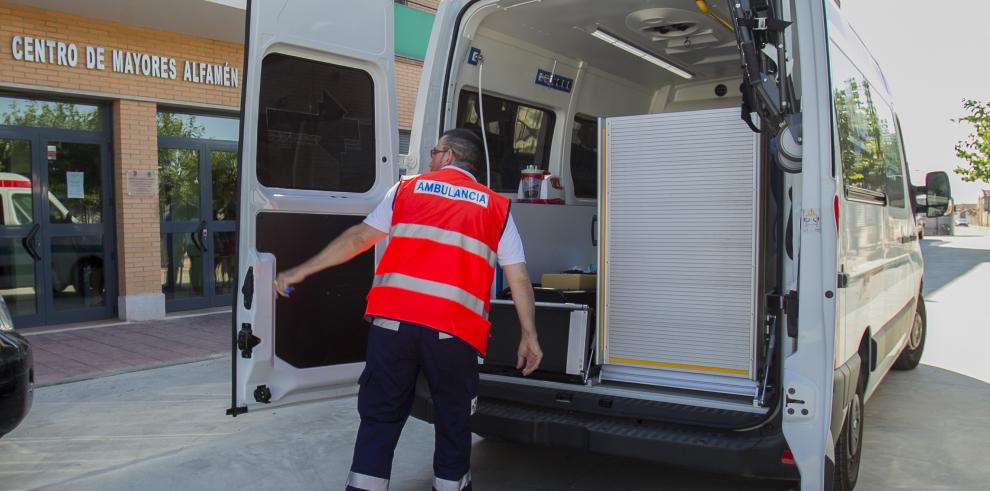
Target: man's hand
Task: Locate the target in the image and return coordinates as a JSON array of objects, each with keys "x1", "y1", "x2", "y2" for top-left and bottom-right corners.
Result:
[
  {"x1": 516, "y1": 333, "x2": 543, "y2": 376},
  {"x1": 503, "y1": 263, "x2": 540, "y2": 376},
  {"x1": 273, "y1": 223, "x2": 387, "y2": 299},
  {"x1": 275, "y1": 268, "x2": 306, "y2": 298}
]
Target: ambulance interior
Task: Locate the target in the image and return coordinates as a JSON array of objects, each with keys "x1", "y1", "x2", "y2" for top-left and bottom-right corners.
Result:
[{"x1": 444, "y1": 0, "x2": 784, "y2": 410}]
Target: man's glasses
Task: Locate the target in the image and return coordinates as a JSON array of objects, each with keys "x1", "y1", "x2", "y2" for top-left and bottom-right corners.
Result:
[{"x1": 430, "y1": 147, "x2": 449, "y2": 158}]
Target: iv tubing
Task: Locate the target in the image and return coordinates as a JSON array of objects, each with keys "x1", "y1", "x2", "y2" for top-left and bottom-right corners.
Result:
[{"x1": 477, "y1": 56, "x2": 492, "y2": 188}]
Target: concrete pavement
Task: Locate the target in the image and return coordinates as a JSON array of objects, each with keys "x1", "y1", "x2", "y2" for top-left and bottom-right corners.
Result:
[
  {"x1": 920, "y1": 226, "x2": 990, "y2": 383},
  {"x1": 1, "y1": 229, "x2": 988, "y2": 490},
  {"x1": 2, "y1": 356, "x2": 988, "y2": 490}
]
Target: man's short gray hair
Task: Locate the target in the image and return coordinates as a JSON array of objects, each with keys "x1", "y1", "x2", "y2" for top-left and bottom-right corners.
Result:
[{"x1": 440, "y1": 128, "x2": 484, "y2": 170}]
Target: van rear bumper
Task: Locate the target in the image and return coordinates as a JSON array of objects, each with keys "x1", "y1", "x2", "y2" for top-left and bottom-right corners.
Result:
[{"x1": 413, "y1": 394, "x2": 799, "y2": 481}]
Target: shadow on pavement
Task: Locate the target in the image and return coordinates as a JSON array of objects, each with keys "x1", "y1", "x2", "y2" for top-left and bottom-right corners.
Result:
[{"x1": 920, "y1": 238, "x2": 990, "y2": 296}]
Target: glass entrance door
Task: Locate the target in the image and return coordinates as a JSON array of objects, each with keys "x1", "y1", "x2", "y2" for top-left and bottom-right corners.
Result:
[
  {"x1": 157, "y1": 111, "x2": 239, "y2": 312},
  {"x1": 0, "y1": 124, "x2": 116, "y2": 327},
  {"x1": 159, "y1": 142, "x2": 237, "y2": 311},
  {"x1": 0, "y1": 136, "x2": 43, "y2": 326},
  {"x1": 42, "y1": 139, "x2": 114, "y2": 324}
]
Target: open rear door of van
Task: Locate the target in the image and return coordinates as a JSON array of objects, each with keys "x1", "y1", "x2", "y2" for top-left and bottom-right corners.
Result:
[{"x1": 230, "y1": 0, "x2": 397, "y2": 412}]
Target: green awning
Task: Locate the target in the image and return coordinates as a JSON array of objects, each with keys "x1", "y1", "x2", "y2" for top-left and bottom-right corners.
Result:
[{"x1": 395, "y1": 4, "x2": 435, "y2": 61}]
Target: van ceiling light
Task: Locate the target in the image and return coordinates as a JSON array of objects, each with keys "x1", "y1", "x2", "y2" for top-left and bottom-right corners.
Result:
[{"x1": 590, "y1": 29, "x2": 694, "y2": 79}]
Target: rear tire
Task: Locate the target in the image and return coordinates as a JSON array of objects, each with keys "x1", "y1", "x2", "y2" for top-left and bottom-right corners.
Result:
[
  {"x1": 834, "y1": 377, "x2": 864, "y2": 491},
  {"x1": 893, "y1": 298, "x2": 926, "y2": 371}
]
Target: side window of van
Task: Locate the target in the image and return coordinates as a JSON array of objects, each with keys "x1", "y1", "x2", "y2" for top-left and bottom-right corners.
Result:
[
  {"x1": 456, "y1": 90, "x2": 555, "y2": 193},
  {"x1": 832, "y1": 52, "x2": 885, "y2": 198},
  {"x1": 12, "y1": 194, "x2": 32, "y2": 225},
  {"x1": 255, "y1": 53, "x2": 376, "y2": 193},
  {"x1": 570, "y1": 115, "x2": 598, "y2": 199}
]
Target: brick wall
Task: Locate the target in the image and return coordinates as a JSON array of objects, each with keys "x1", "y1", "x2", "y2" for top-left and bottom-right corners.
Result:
[
  {"x1": 113, "y1": 100, "x2": 160, "y2": 297},
  {"x1": 396, "y1": 58, "x2": 423, "y2": 129},
  {"x1": 0, "y1": 2, "x2": 242, "y2": 108},
  {"x1": 406, "y1": 0, "x2": 440, "y2": 13}
]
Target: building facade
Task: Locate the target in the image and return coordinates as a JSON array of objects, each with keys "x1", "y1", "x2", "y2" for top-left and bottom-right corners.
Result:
[{"x1": 0, "y1": 0, "x2": 437, "y2": 328}]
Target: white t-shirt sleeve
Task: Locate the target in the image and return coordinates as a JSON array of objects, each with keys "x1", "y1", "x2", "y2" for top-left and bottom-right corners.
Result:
[
  {"x1": 497, "y1": 213, "x2": 526, "y2": 266},
  {"x1": 363, "y1": 182, "x2": 400, "y2": 232}
]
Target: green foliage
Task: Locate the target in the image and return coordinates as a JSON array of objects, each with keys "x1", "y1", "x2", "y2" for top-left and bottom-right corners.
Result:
[
  {"x1": 954, "y1": 99, "x2": 990, "y2": 183},
  {"x1": 156, "y1": 114, "x2": 210, "y2": 222},
  {"x1": 1, "y1": 99, "x2": 100, "y2": 131},
  {"x1": 156, "y1": 112, "x2": 207, "y2": 139},
  {"x1": 158, "y1": 148, "x2": 200, "y2": 222}
]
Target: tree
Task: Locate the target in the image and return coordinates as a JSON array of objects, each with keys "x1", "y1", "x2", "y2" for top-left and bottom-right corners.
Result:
[{"x1": 954, "y1": 99, "x2": 990, "y2": 183}]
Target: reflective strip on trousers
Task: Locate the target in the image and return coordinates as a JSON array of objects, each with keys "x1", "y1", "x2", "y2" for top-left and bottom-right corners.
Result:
[
  {"x1": 390, "y1": 223, "x2": 497, "y2": 267},
  {"x1": 347, "y1": 471, "x2": 389, "y2": 491},
  {"x1": 433, "y1": 472, "x2": 471, "y2": 491},
  {"x1": 373, "y1": 273, "x2": 487, "y2": 318}
]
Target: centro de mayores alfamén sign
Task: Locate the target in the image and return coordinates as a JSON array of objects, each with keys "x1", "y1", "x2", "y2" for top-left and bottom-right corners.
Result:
[{"x1": 9, "y1": 35, "x2": 240, "y2": 88}]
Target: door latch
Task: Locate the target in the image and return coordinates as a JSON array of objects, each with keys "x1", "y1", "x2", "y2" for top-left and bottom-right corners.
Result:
[{"x1": 237, "y1": 323, "x2": 261, "y2": 358}]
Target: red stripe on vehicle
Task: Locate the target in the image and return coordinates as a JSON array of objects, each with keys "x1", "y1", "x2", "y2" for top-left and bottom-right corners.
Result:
[{"x1": 0, "y1": 180, "x2": 31, "y2": 188}]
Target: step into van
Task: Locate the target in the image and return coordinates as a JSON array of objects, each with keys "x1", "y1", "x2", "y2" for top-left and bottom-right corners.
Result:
[{"x1": 229, "y1": 1, "x2": 953, "y2": 489}]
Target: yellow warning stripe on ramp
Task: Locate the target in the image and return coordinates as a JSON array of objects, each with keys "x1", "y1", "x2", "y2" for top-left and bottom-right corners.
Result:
[{"x1": 608, "y1": 357, "x2": 750, "y2": 376}]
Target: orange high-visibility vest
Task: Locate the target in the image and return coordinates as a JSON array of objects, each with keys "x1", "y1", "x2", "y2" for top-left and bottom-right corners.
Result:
[{"x1": 364, "y1": 167, "x2": 510, "y2": 354}]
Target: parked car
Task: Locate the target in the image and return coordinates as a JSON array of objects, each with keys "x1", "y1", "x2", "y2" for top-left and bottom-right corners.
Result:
[
  {"x1": 955, "y1": 214, "x2": 969, "y2": 227},
  {"x1": 0, "y1": 294, "x2": 33, "y2": 438}
]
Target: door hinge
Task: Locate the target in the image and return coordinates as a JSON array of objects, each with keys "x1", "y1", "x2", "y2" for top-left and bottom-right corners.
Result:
[
  {"x1": 254, "y1": 385, "x2": 272, "y2": 404},
  {"x1": 768, "y1": 290, "x2": 799, "y2": 337},
  {"x1": 241, "y1": 267, "x2": 254, "y2": 309},
  {"x1": 237, "y1": 323, "x2": 261, "y2": 358}
]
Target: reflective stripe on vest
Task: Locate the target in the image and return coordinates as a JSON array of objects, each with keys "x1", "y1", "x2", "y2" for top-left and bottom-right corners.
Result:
[
  {"x1": 364, "y1": 168, "x2": 509, "y2": 354},
  {"x1": 390, "y1": 223, "x2": 497, "y2": 267},
  {"x1": 372, "y1": 272, "x2": 487, "y2": 320}
]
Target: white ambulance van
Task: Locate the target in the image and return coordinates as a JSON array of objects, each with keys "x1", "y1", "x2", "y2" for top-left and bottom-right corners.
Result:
[{"x1": 230, "y1": 1, "x2": 953, "y2": 489}]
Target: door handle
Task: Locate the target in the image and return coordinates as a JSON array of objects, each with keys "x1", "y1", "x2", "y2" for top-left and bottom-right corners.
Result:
[
  {"x1": 591, "y1": 214, "x2": 598, "y2": 247},
  {"x1": 197, "y1": 221, "x2": 209, "y2": 252},
  {"x1": 22, "y1": 223, "x2": 41, "y2": 261}
]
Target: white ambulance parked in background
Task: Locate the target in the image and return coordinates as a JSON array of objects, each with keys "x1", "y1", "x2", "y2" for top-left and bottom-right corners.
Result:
[{"x1": 230, "y1": 1, "x2": 952, "y2": 489}]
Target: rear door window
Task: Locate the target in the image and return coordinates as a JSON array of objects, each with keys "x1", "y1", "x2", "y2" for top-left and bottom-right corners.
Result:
[{"x1": 256, "y1": 53, "x2": 376, "y2": 193}]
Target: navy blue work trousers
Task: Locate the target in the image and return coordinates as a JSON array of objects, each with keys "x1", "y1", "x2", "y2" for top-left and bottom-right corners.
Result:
[{"x1": 346, "y1": 321, "x2": 478, "y2": 491}]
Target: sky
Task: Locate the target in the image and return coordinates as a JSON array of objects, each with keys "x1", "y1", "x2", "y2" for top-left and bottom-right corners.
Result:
[{"x1": 843, "y1": 0, "x2": 990, "y2": 204}]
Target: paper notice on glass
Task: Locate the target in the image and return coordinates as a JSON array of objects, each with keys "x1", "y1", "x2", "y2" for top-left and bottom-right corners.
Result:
[{"x1": 67, "y1": 172, "x2": 85, "y2": 199}]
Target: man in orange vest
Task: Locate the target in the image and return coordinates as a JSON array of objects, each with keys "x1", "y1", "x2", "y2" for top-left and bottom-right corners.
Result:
[{"x1": 275, "y1": 128, "x2": 541, "y2": 491}]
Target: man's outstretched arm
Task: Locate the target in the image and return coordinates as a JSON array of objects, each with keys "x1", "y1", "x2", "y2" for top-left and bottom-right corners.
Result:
[
  {"x1": 502, "y1": 263, "x2": 542, "y2": 376},
  {"x1": 275, "y1": 223, "x2": 387, "y2": 297}
]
